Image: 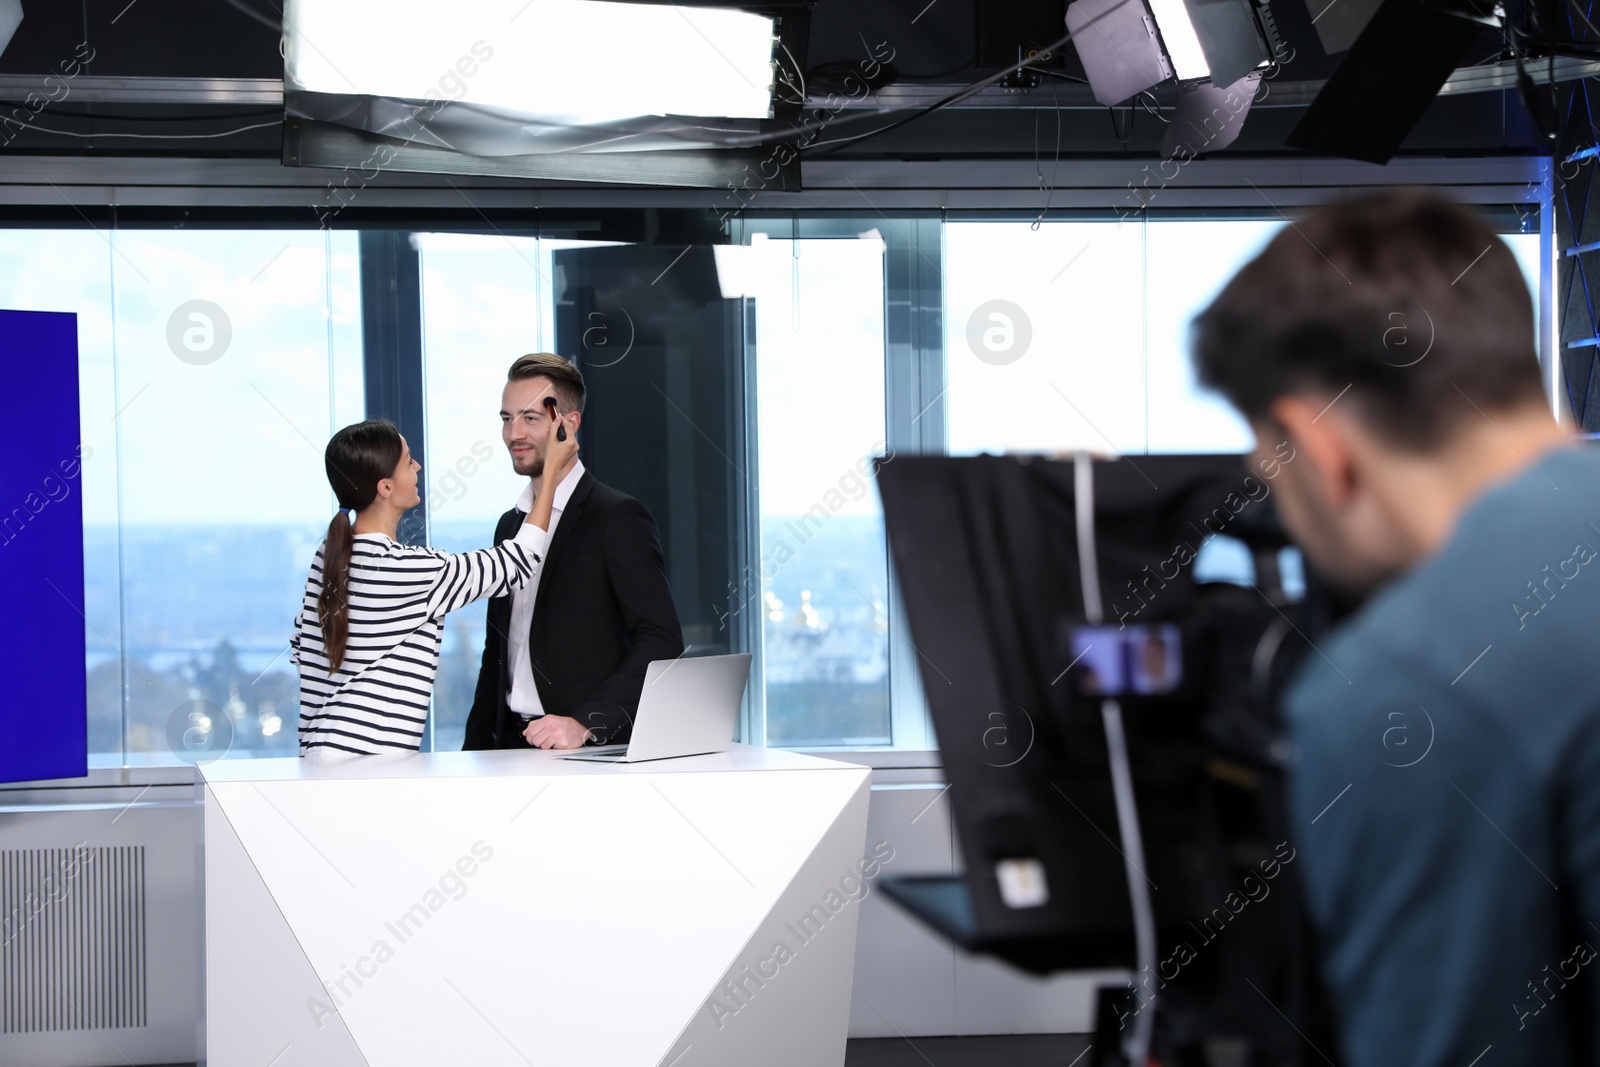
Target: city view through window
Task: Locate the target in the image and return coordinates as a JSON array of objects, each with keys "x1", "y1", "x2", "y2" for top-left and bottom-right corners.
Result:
[{"x1": 0, "y1": 220, "x2": 1543, "y2": 761}]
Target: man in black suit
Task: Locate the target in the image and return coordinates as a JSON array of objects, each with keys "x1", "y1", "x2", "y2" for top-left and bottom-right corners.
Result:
[{"x1": 463, "y1": 353, "x2": 684, "y2": 751}]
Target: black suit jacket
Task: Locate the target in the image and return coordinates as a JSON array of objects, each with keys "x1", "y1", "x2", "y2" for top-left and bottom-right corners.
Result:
[{"x1": 462, "y1": 471, "x2": 684, "y2": 750}]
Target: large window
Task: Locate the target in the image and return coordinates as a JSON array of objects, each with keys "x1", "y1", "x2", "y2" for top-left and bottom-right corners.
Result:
[
  {"x1": 946, "y1": 217, "x2": 1544, "y2": 456},
  {"x1": 736, "y1": 233, "x2": 893, "y2": 746},
  {"x1": 946, "y1": 220, "x2": 1152, "y2": 455},
  {"x1": 0, "y1": 198, "x2": 1551, "y2": 766},
  {"x1": 0, "y1": 229, "x2": 362, "y2": 764},
  {"x1": 1143, "y1": 220, "x2": 1282, "y2": 453},
  {"x1": 417, "y1": 232, "x2": 620, "y2": 751}
]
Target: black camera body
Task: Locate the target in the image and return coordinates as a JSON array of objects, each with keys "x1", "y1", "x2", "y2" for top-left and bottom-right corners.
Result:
[{"x1": 876, "y1": 453, "x2": 1343, "y2": 1065}]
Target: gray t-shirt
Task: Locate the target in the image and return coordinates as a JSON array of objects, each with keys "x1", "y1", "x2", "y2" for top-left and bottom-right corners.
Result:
[{"x1": 1285, "y1": 444, "x2": 1600, "y2": 1066}]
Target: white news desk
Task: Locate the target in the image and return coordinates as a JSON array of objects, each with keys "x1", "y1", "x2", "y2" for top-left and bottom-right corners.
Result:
[{"x1": 201, "y1": 744, "x2": 871, "y2": 1067}]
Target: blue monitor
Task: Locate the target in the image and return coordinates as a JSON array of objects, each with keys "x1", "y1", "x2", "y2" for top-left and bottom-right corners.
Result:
[{"x1": 0, "y1": 310, "x2": 87, "y2": 783}]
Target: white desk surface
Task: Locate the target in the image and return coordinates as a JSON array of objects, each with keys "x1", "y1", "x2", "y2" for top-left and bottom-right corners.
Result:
[{"x1": 199, "y1": 742, "x2": 856, "y2": 785}]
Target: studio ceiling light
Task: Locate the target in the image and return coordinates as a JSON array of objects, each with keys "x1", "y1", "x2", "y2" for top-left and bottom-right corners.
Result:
[
  {"x1": 1146, "y1": 0, "x2": 1212, "y2": 81},
  {"x1": 280, "y1": 0, "x2": 802, "y2": 189},
  {"x1": 1066, "y1": 0, "x2": 1176, "y2": 107},
  {"x1": 1068, "y1": 0, "x2": 1282, "y2": 103},
  {"x1": 1067, "y1": 0, "x2": 1282, "y2": 154},
  {"x1": 284, "y1": 0, "x2": 777, "y2": 125}
]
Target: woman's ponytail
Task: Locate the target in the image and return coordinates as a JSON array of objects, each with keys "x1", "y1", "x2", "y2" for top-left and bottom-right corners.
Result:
[
  {"x1": 316, "y1": 420, "x2": 403, "y2": 672},
  {"x1": 317, "y1": 510, "x2": 355, "y2": 671}
]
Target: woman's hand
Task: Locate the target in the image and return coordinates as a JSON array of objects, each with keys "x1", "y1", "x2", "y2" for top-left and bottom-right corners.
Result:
[
  {"x1": 523, "y1": 406, "x2": 581, "y2": 532},
  {"x1": 545, "y1": 407, "x2": 580, "y2": 476}
]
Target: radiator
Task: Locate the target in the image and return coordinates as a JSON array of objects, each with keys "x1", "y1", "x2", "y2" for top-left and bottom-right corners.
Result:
[
  {"x1": 0, "y1": 792, "x2": 199, "y2": 1067},
  {"x1": 2, "y1": 846, "x2": 148, "y2": 1034}
]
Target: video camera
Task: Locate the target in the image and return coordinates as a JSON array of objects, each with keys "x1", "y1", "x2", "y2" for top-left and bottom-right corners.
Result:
[{"x1": 874, "y1": 451, "x2": 1344, "y2": 1066}]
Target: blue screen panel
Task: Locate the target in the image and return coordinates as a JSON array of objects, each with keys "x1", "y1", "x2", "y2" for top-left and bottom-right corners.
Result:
[{"x1": 0, "y1": 310, "x2": 87, "y2": 783}]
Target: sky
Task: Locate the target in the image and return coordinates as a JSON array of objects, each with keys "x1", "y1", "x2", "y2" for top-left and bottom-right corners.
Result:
[{"x1": 0, "y1": 221, "x2": 1546, "y2": 530}]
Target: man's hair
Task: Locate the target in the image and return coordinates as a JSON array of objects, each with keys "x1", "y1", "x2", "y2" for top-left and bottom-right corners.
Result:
[
  {"x1": 508, "y1": 352, "x2": 586, "y2": 414},
  {"x1": 1192, "y1": 191, "x2": 1544, "y2": 451}
]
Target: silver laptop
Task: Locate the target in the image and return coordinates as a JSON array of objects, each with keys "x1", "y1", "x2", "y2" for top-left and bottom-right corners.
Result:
[{"x1": 559, "y1": 652, "x2": 751, "y2": 763}]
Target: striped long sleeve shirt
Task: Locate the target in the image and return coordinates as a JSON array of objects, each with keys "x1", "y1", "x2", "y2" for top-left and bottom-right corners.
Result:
[{"x1": 292, "y1": 523, "x2": 548, "y2": 754}]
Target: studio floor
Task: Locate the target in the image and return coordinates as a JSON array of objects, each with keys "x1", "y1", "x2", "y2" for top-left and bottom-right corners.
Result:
[
  {"x1": 137, "y1": 1037, "x2": 1096, "y2": 1067},
  {"x1": 845, "y1": 1033, "x2": 1092, "y2": 1066}
]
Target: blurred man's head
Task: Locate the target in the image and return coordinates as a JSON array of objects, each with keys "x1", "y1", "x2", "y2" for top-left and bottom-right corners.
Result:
[{"x1": 1193, "y1": 191, "x2": 1564, "y2": 598}]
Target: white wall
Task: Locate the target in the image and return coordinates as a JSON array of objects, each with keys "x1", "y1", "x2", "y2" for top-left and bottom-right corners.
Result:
[{"x1": 848, "y1": 776, "x2": 1125, "y2": 1038}]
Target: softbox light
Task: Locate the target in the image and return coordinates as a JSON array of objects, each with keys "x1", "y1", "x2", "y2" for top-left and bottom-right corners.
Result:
[
  {"x1": 285, "y1": 0, "x2": 777, "y2": 125},
  {"x1": 1182, "y1": 0, "x2": 1278, "y2": 86},
  {"x1": 281, "y1": 0, "x2": 805, "y2": 189},
  {"x1": 1068, "y1": 0, "x2": 1174, "y2": 106},
  {"x1": 1069, "y1": 0, "x2": 1279, "y2": 107}
]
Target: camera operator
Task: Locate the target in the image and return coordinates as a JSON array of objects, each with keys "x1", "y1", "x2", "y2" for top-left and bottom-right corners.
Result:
[{"x1": 1192, "y1": 191, "x2": 1597, "y2": 1066}]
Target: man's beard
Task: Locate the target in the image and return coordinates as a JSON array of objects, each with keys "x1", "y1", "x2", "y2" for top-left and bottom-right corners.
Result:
[{"x1": 513, "y1": 450, "x2": 544, "y2": 478}]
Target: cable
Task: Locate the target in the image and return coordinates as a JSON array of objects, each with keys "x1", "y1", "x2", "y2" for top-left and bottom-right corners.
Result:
[
  {"x1": 1567, "y1": 0, "x2": 1600, "y2": 41},
  {"x1": 776, "y1": 42, "x2": 807, "y2": 107},
  {"x1": 1031, "y1": 81, "x2": 1061, "y2": 231},
  {"x1": 800, "y1": 9, "x2": 1128, "y2": 156},
  {"x1": 805, "y1": 59, "x2": 892, "y2": 90},
  {"x1": 797, "y1": 76, "x2": 997, "y2": 154},
  {"x1": 0, "y1": 108, "x2": 283, "y2": 123},
  {"x1": 891, "y1": 59, "x2": 979, "y2": 80},
  {"x1": 1074, "y1": 452, "x2": 1160, "y2": 1067},
  {"x1": 1029, "y1": 67, "x2": 1091, "y2": 85},
  {"x1": 800, "y1": 0, "x2": 1145, "y2": 156},
  {"x1": 13, "y1": 119, "x2": 281, "y2": 139},
  {"x1": 1137, "y1": 90, "x2": 1171, "y2": 124},
  {"x1": 1108, "y1": 104, "x2": 1131, "y2": 145}
]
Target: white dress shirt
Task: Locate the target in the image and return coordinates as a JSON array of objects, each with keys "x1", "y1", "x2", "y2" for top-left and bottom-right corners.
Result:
[{"x1": 507, "y1": 458, "x2": 585, "y2": 719}]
